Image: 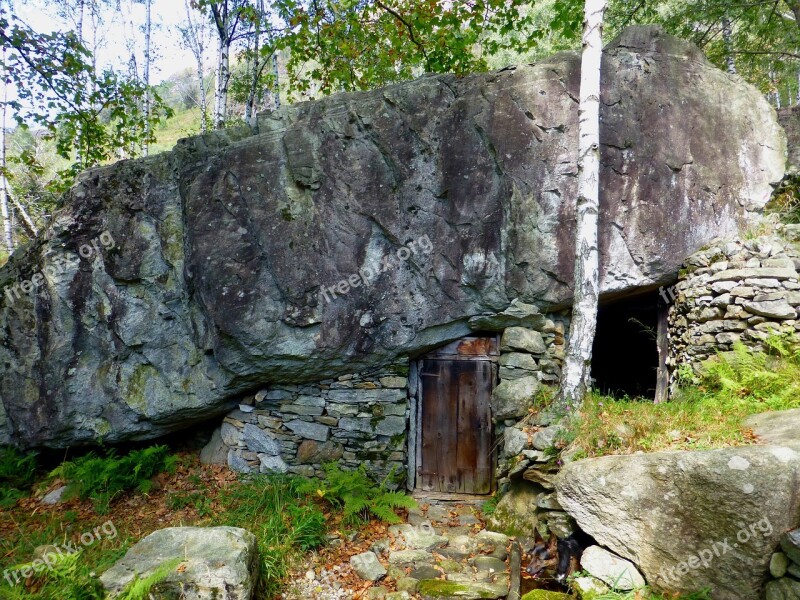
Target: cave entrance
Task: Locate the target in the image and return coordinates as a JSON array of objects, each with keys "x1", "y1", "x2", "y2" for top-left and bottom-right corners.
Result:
[{"x1": 590, "y1": 289, "x2": 670, "y2": 402}]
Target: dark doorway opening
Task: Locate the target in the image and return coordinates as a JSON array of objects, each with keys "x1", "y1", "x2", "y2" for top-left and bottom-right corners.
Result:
[{"x1": 591, "y1": 290, "x2": 665, "y2": 399}]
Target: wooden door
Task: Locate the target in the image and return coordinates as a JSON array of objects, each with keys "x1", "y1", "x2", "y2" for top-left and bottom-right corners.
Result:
[{"x1": 419, "y1": 358, "x2": 494, "y2": 494}]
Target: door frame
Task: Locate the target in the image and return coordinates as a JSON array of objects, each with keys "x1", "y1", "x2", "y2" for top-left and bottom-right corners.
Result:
[{"x1": 407, "y1": 335, "x2": 500, "y2": 494}]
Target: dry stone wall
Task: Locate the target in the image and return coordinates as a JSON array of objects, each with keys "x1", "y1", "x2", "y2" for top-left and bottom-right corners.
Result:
[
  {"x1": 206, "y1": 367, "x2": 409, "y2": 484},
  {"x1": 668, "y1": 233, "x2": 800, "y2": 388},
  {"x1": 204, "y1": 313, "x2": 569, "y2": 489}
]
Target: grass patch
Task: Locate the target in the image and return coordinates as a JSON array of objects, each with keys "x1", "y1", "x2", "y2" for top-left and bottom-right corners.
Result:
[
  {"x1": 0, "y1": 447, "x2": 38, "y2": 508},
  {"x1": 218, "y1": 474, "x2": 328, "y2": 598},
  {"x1": 583, "y1": 589, "x2": 711, "y2": 600},
  {"x1": 567, "y1": 336, "x2": 800, "y2": 457}
]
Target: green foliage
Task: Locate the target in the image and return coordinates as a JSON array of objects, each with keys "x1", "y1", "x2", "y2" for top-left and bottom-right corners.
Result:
[
  {"x1": 50, "y1": 445, "x2": 177, "y2": 513},
  {"x1": 0, "y1": 7, "x2": 172, "y2": 192},
  {"x1": 0, "y1": 446, "x2": 38, "y2": 508},
  {"x1": 219, "y1": 474, "x2": 327, "y2": 597},
  {"x1": 768, "y1": 172, "x2": 800, "y2": 224},
  {"x1": 567, "y1": 334, "x2": 800, "y2": 457},
  {"x1": 481, "y1": 493, "x2": 500, "y2": 517},
  {"x1": 0, "y1": 551, "x2": 105, "y2": 600},
  {"x1": 580, "y1": 587, "x2": 712, "y2": 600},
  {"x1": 115, "y1": 559, "x2": 181, "y2": 600},
  {"x1": 273, "y1": 0, "x2": 544, "y2": 97},
  {"x1": 606, "y1": 0, "x2": 800, "y2": 104},
  {"x1": 167, "y1": 490, "x2": 214, "y2": 517},
  {"x1": 300, "y1": 463, "x2": 417, "y2": 525},
  {"x1": 702, "y1": 331, "x2": 800, "y2": 408}
]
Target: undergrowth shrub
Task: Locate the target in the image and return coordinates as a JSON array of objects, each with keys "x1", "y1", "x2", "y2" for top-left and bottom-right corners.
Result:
[
  {"x1": 0, "y1": 446, "x2": 38, "y2": 508},
  {"x1": 50, "y1": 445, "x2": 176, "y2": 513},
  {"x1": 219, "y1": 474, "x2": 327, "y2": 598},
  {"x1": 0, "y1": 551, "x2": 105, "y2": 600},
  {"x1": 300, "y1": 463, "x2": 418, "y2": 525},
  {"x1": 114, "y1": 559, "x2": 180, "y2": 600},
  {"x1": 0, "y1": 551, "x2": 171, "y2": 600}
]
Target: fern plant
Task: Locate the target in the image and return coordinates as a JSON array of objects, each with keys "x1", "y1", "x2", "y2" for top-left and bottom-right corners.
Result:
[
  {"x1": 306, "y1": 463, "x2": 417, "y2": 525},
  {"x1": 1, "y1": 551, "x2": 105, "y2": 600},
  {"x1": 50, "y1": 445, "x2": 177, "y2": 513},
  {"x1": 0, "y1": 446, "x2": 38, "y2": 507},
  {"x1": 115, "y1": 559, "x2": 181, "y2": 600}
]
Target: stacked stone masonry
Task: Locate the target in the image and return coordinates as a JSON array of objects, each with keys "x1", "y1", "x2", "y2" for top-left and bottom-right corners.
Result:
[
  {"x1": 211, "y1": 307, "x2": 568, "y2": 489},
  {"x1": 214, "y1": 368, "x2": 410, "y2": 484},
  {"x1": 668, "y1": 233, "x2": 800, "y2": 390}
]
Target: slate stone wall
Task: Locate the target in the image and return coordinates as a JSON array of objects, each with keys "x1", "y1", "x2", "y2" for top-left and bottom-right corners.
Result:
[
  {"x1": 208, "y1": 312, "x2": 569, "y2": 487},
  {"x1": 212, "y1": 368, "x2": 410, "y2": 484},
  {"x1": 668, "y1": 233, "x2": 800, "y2": 390}
]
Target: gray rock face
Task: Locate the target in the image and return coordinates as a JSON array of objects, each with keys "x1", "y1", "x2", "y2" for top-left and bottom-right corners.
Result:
[
  {"x1": 580, "y1": 546, "x2": 646, "y2": 590},
  {"x1": 0, "y1": 26, "x2": 785, "y2": 447},
  {"x1": 40, "y1": 485, "x2": 67, "y2": 505},
  {"x1": 556, "y1": 444, "x2": 800, "y2": 599},
  {"x1": 766, "y1": 577, "x2": 800, "y2": 600},
  {"x1": 100, "y1": 526, "x2": 257, "y2": 599},
  {"x1": 242, "y1": 423, "x2": 281, "y2": 455},
  {"x1": 199, "y1": 428, "x2": 227, "y2": 465},
  {"x1": 350, "y1": 551, "x2": 388, "y2": 581},
  {"x1": 492, "y1": 377, "x2": 541, "y2": 421}
]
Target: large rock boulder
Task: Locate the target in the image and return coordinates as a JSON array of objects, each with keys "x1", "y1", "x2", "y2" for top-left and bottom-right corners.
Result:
[
  {"x1": 100, "y1": 526, "x2": 257, "y2": 599},
  {"x1": 556, "y1": 442, "x2": 800, "y2": 599},
  {"x1": 0, "y1": 26, "x2": 785, "y2": 447}
]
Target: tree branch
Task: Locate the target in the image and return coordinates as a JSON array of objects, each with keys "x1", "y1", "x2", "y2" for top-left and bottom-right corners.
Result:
[{"x1": 374, "y1": 0, "x2": 430, "y2": 71}]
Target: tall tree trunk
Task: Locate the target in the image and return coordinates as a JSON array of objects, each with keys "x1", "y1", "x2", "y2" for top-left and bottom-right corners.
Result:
[
  {"x1": 142, "y1": 0, "x2": 152, "y2": 155},
  {"x1": 771, "y1": 69, "x2": 782, "y2": 108},
  {"x1": 557, "y1": 0, "x2": 607, "y2": 413},
  {"x1": 214, "y1": 35, "x2": 230, "y2": 128},
  {"x1": 789, "y1": 1, "x2": 800, "y2": 28},
  {"x1": 0, "y1": 45, "x2": 14, "y2": 255},
  {"x1": 245, "y1": 0, "x2": 263, "y2": 128},
  {"x1": 75, "y1": 0, "x2": 86, "y2": 166},
  {"x1": 183, "y1": 0, "x2": 209, "y2": 133},
  {"x1": 722, "y1": 17, "x2": 736, "y2": 75},
  {"x1": 272, "y1": 50, "x2": 280, "y2": 109}
]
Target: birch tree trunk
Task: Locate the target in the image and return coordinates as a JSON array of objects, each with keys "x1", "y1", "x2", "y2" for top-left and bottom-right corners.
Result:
[
  {"x1": 182, "y1": 0, "x2": 210, "y2": 133},
  {"x1": 0, "y1": 46, "x2": 15, "y2": 255},
  {"x1": 272, "y1": 51, "x2": 280, "y2": 109},
  {"x1": 557, "y1": 0, "x2": 607, "y2": 413},
  {"x1": 244, "y1": 0, "x2": 263, "y2": 128},
  {"x1": 213, "y1": 35, "x2": 230, "y2": 128},
  {"x1": 142, "y1": 0, "x2": 152, "y2": 155},
  {"x1": 722, "y1": 17, "x2": 736, "y2": 75}
]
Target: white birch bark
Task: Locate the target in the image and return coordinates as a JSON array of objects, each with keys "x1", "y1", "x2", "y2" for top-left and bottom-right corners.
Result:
[
  {"x1": 213, "y1": 34, "x2": 230, "y2": 128},
  {"x1": 722, "y1": 17, "x2": 737, "y2": 75},
  {"x1": 183, "y1": 0, "x2": 210, "y2": 133},
  {"x1": 557, "y1": 0, "x2": 607, "y2": 412},
  {"x1": 244, "y1": 0, "x2": 263, "y2": 128},
  {"x1": 1, "y1": 46, "x2": 14, "y2": 255},
  {"x1": 272, "y1": 51, "x2": 280, "y2": 109},
  {"x1": 142, "y1": 0, "x2": 152, "y2": 155}
]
